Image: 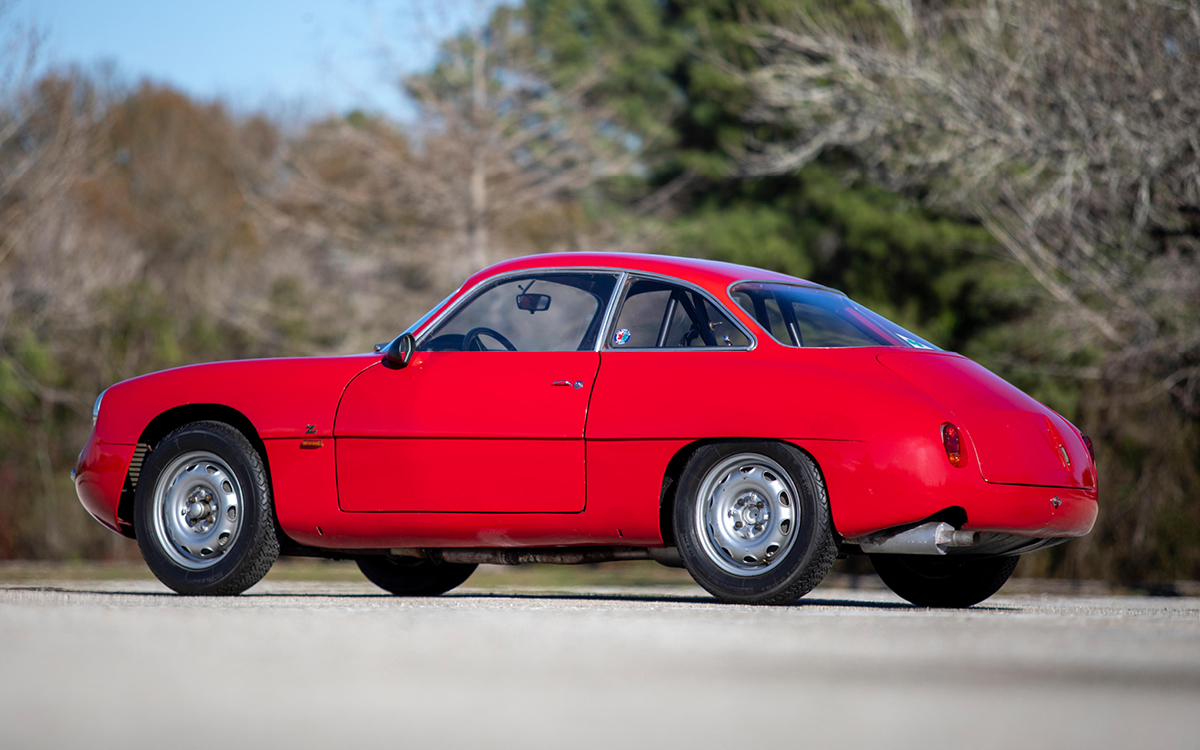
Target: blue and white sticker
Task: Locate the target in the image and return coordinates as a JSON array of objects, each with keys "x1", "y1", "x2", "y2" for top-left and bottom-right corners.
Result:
[
  {"x1": 899, "y1": 335, "x2": 933, "y2": 350},
  {"x1": 613, "y1": 328, "x2": 631, "y2": 346}
]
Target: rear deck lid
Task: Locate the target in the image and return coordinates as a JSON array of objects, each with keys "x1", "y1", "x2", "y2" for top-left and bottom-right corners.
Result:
[{"x1": 877, "y1": 351, "x2": 1094, "y2": 489}]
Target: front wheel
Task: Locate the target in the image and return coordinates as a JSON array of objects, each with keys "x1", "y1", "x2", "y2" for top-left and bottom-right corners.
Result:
[
  {"x1": 674, "y1": 442, "x2": 837, "y2": 605},
  {"x1": 356, "y1": 556, "x2": 478, "y2": 596},
  {"x1": 134, "y1": 421, "x2": 279, "y2": 595},
  {"x1": 870, "y1": 554, "x2": 1019, "y2": 607}
]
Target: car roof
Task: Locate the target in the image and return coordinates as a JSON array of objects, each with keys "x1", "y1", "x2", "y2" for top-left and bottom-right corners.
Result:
[{"x1": 461, "y1": 252, "x2": 823, "y2": 296}]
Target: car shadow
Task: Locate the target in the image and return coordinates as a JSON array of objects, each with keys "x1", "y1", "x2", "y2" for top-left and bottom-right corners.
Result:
[
  {"x1": 443, "y1": 591, "x2": 1015, "y2": 611},
  {"x1": 1, "y1": 584, "x2": 1016, "y2": 611},
  {"x1": 444, "y1": 591, "x2": 922, "y2": 609}
]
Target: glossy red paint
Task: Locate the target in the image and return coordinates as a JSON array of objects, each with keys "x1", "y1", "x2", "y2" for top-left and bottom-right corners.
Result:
[
  {"x1": 74, "y1": 433, "x2": 137, "y2": 532},
  {"x1": 877, "y1": 351, "x2": 1095, "y2": 488},
  {"x1": 74, "y1": 355, "x2": 375, "y2": 534},
  {"x1": 335, "y1": 352, "x2": 597, "y2": 512},
  {"x1": 89, "y1": 355, "x2": 377, "y2": 445},
  {"x1": 76, "y1": 251, "x2": 1098, "y2": 553}
]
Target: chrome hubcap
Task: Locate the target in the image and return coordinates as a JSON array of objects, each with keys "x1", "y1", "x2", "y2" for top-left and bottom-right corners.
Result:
[
  {"x1": 152, "y1": 451, "x2": 243, "y2": 570},
  {"x1": 694, "y1": 454, "x2": 800, "y2": 576}
]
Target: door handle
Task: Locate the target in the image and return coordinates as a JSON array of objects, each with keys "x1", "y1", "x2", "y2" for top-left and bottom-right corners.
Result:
[{"x1": 552, "y1": 380, "x2": 584, "y2": 389}]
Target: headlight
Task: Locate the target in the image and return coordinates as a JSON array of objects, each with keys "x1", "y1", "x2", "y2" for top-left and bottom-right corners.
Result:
[{"x1": 92, "y1": 389, "x2": 106, "y2": 426}]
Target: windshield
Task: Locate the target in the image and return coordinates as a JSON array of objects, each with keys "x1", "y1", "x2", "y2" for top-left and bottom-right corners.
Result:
[{"x1": 730, "y1": 282, "x2": 940, "y2": 350}]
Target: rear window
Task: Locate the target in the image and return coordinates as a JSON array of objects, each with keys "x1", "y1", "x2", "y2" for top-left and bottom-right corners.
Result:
[{"x1": 730, "y1": 282, "x2": 940, "y2": 350}]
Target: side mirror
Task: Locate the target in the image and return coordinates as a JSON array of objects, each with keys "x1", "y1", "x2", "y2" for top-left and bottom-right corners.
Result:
[
  {"x1": 382, "y1": 333, "x2": 416, "y2": 369},
  {"x1": 515, "y1": 293, "x2": 551, "y2": 314}
]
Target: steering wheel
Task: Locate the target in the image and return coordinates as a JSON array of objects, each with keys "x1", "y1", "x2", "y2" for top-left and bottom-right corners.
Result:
[{"x1": 463, "y1": 326, "x2": 518, "y2": 352}]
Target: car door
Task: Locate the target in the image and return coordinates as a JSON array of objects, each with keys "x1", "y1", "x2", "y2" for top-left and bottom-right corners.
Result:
[{"x1": 335, "y1": 271, "x2": 619, "y2": 513}]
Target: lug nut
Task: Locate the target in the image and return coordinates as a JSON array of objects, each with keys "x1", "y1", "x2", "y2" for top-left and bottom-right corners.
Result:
[
  {"x1": 754, "y1": 523, "x2": 763, "y2": 531},
  {"x1": 734, "y1": 521, "x2": 743, "y2": 529},
  {"x1": 757, "y1": 501, "x2": 764, "y2": 509}
]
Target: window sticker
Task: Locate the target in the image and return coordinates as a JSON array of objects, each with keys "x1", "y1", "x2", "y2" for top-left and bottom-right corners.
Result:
[
  {"x1": 613, "y1": 328, "x2": 631, "y2": 346},
  {"x1": 898, "y1": 335, "x2": 934, "y2": 350}
]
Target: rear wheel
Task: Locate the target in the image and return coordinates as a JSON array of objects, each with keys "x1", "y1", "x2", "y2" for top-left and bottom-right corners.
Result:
[
  {"x1": 871, "y1": 554, "x2": 1019, "y2": 607},
  {"x1": 356, "y1": 555, "x2": 478, "y2": 596},
  {"x1": 674, "y1": 442, "x2": 837, "y2": 605}
]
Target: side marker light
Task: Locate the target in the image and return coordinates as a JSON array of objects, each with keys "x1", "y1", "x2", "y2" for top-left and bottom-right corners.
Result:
[{"x1": 1081, "y1": 434, "x2": 1095, "y2": 461}]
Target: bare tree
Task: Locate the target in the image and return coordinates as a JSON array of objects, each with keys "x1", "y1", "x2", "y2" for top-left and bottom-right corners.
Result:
[
  {"x1": 402, "y1": 4, "x2": 638, "y2": 273},
  {"x1": 738, "y1": 0, "x2": 1200, "y2": 414},
  {"x1": 248, "y1": 2, "x2": 643, "y2": 347},
  {"x1": 0, "y1": 0, "x2": 130, "y2": 556}
]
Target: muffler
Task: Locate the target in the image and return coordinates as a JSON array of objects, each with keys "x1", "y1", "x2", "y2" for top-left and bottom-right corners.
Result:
[{"x1": 850, "y1": 522, "x2": 978, "y2": 555}]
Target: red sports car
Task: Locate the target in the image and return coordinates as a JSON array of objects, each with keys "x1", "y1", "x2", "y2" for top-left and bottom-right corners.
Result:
[{"x1": 75, "y1": 252, "x2": 1097, "y2": 606}]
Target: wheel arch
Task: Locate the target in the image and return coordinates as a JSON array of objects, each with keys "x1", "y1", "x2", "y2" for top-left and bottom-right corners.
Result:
[
  {"x1": 659, "y1": 438, "x2": 832, "y2": 547},
  {"x1": 116, "y1": 404, "x2": 272, "y2": 535}
]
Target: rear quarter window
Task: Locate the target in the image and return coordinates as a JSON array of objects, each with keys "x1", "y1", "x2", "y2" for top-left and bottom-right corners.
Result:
[{"x1": 730, "y1": 282, "x2": 939, "y2": 350}]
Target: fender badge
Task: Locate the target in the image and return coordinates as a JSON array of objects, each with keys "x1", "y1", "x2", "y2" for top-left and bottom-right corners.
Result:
[
  {"x1": 1051, "y1": 496, "x2": 1062, "y2": 508},
  {"x1": 305, "y1": 424, "x2": 317, "y2": 434},
  {"x1": 613, "y1": 328, "x2": 631, "y2": 346}
]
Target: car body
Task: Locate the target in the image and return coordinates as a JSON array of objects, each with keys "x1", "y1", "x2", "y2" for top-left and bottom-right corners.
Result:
[{"x1": 75, "y1": 252, "x2": 1098, "y2": 605}]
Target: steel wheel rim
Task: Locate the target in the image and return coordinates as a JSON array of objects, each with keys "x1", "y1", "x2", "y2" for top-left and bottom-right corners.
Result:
[
  {"x1": 694, "y1": 453, "x2": 800, "y2": 577},
  {"x1": 151, "y1": 451, "x2": 244, "y2": 570}
]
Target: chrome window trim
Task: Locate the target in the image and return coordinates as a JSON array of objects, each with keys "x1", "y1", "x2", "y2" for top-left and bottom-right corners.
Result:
[
  {"x1": 402, "y1": 288, "x2": 461, "y2": 338},
  {"x1": 592, "y1": 272, "x2": 629, "y2": 352},
  {"x1": 602, "y1": 270, "x2": 757, "y2": 352},
  {"x1": 413, "y1": 267, "x2": 626, "y2": 352}
]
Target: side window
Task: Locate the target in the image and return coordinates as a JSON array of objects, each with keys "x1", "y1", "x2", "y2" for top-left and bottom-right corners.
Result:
[
  {"x1": 609, "y1": 278, "x2": 750, "y2": 349},
  {"x1": 731, "y1": 290, "x2": 790, "y2": 344},
  {"x1": 730, "y1": 282, "x2": 939, "y2": 349},
  {"x1": 791, "y1": 301, "x2": 881, "y2": 347},
  {"x1": 419, "y1": 273, "x2": 617, "y2": 352}
]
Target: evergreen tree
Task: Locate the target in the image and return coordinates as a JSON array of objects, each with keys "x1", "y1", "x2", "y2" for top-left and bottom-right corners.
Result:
[{"x1": 525, "y1": 0, "x2": 1023, "y2": 350}]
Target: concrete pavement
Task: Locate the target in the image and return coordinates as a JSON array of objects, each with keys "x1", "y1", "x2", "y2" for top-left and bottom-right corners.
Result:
[{"x1": 1, "y1": 579, "x2": 1197, "y2": 749}]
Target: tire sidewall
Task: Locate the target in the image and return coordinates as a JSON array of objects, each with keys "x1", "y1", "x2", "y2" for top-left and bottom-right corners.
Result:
[
  {"x1": 135, "y1": 423, "x2": 275, "y2": 595},
  {"x1": 674, "y1": 441, "x2": 833, "y2": 603}
]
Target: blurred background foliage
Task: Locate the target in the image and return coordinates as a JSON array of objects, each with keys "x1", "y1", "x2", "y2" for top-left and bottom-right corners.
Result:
[{"x1": 0, "y1": 0, "x2": 1196, "y2": 583}]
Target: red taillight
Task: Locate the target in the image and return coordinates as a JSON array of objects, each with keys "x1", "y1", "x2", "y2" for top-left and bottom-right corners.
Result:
[
  {"x1": 941, "y1": 423, "x2": 963, "y2": 467},
  {"x1": 1082, "y1": 434, "x2": 1095, "y2": 461}
]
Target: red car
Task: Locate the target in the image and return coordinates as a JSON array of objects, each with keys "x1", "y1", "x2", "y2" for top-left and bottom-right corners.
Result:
[{"x1": 75, "y1": 252, "x2": 1098, "y2": 606}]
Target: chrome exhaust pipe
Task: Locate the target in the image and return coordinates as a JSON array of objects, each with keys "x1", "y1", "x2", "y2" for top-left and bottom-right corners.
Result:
[{"x1": 851, "y1": 522, "x2": 978, "y2": 555}]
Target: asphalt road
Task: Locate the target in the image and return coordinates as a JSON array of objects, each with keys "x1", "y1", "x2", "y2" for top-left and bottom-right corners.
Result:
[{"x1": 1, "y1": 578, "x2": 1198, "y2": 750}]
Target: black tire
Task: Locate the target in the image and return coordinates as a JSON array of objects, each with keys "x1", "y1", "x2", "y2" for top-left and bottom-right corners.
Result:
[
  {"x1": 673, "y1": 442, "x2": 837, "y2": 605},
  {"x1": 134, "y1": 421, "x2": 279, "y2": 595},
  {"x1": 870, "y1": 553, "x2": 1019, "y2": 607},
  {"x1": 356, "y1": 556, "x2": 478, "y2": 596}
]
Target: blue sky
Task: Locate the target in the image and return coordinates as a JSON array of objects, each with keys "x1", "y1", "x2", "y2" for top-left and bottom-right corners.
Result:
[{"x1": 19, "y1": 0, "x2": 513, "y2": 120}]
